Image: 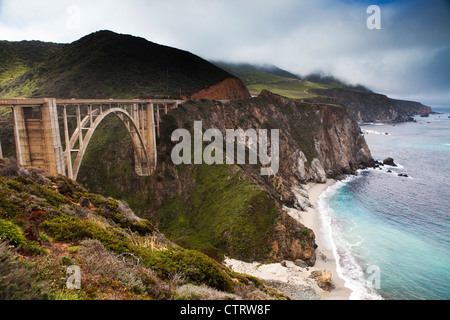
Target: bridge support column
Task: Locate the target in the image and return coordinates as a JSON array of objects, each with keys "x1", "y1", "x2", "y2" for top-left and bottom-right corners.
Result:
[
  {"x1": 12, "y1": 99, "x2": 65, "y2": 175},
  {"x1": 145, "y1": 103, "x2": 157, "y2": 172}
]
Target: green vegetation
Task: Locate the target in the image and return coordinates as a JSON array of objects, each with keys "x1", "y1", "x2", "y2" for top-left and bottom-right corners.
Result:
[
  {"x1": 76, "y1": 113, "x2": 281, "y2": 262},
  {"x1": 213, "y1": 61, "x2": 351, "y2": 99},
  {"x1": 157, "y1": 164, "x2": 278, "y2": 262},
  {"x1": 247, "y1": 80, "x2": 338, "y2": 99},
  {"x1": 0, "y1": 40, "x2": 63, "y2": 89},
  {"x1": 0, "y1": 31, "x2": 236, "y2": 99},
  {"x1": 0, "y1": 158, "x2": 284, "y2": 300},
  {"x1": 213, "y1": 61, "x2": 371, "y2": 100},
  {"x1": 0, "y1": 218, "x2": 27, "y2": 247}
]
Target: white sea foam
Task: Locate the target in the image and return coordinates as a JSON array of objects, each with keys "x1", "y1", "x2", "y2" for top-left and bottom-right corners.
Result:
[
  {"x1": 374, "y1": 159, "x2": 404, "y2": 169},
  {"x1": 362, "y1": 129, "x2": 390, "y2": 136},
  {"x1": 318, "y1": 175, "x2": 384, "y2": 300}
]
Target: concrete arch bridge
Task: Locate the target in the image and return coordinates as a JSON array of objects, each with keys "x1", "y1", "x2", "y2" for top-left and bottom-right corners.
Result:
[{"x1": 0, "y1": 98, "x2": 182, "y2": 180}]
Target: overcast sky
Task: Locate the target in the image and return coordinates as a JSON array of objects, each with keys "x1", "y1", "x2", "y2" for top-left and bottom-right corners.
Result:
[{"x1": 1, "y1": 0, "x2": 449, "y2": 106}]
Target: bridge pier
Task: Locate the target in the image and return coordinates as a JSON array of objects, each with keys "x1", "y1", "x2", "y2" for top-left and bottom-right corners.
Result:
[{"x1": 12, "y1": 98, "x2": 65, "y2": 176}]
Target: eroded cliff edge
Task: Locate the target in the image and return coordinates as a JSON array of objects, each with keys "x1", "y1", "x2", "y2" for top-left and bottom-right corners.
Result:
[
  {"x1": 309, "y1": 88, "x2": 432, "y2": 123},
  {"x1": 188, "y1": 77, "x2": 251, "y2": 101}
]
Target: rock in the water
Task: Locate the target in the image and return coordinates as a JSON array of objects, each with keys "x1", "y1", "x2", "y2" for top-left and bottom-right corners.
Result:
[
  {"x1": 309, "y1": 270, "x2": 335, "y2": 291},
  {"x1": 383, "y1": 157, "x2": 397, "y2": 167}
]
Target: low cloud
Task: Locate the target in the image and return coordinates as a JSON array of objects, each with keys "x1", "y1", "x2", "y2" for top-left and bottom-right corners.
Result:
[{"x1": 0, "y1": 0, "x2": 449, "y2": 103}]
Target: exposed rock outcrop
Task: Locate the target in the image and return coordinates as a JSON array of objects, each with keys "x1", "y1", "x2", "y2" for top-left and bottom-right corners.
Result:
[
  {"x1": 309, "y1": 270, "x2": 335, "y2": 291},
  {"x1": 383, "y1": 157, "x2": 397, "y2": 167},
  {"x1": 189, "y1": 77, "x2": 251, "y2": 101},
  {"x1": 310, "y1": 88, "x2": 432, "y2": 123},
  {"x1": 272, "y1": 211, "x2": 317, "y2": 265}
]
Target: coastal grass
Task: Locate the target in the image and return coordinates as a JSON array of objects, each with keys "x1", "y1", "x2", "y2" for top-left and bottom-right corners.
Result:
[
  {"x1": 157, "y1": 163, "x2": 278, "y2": 262},
  {"x1": 0, "y1": 159, "x2": 260, "y2": 299},
  {"x1": 247, "y1": 80, "x2": 340, "y2": 100}
]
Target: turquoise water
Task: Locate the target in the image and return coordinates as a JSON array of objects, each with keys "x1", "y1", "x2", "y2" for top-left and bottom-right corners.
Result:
[{"x1": 319, "y1": 110, "x2": 450, "y2": 300}]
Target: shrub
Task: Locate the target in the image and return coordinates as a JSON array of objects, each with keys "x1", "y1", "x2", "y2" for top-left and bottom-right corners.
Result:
[
  {"x1": 41, "y1": 215, "x2": 133, "y2": 254},
  {"x1": 0, "y1": 158, "x2": 20, "y2": 178},
  {"x1": 68, "y1": 246, "x2": 79, "y2": 254},
  {"x1": 175, "y1": 284, "x2": 237, "y2": 300},
  {"x1": 0, "y1": 242, "x2": 54, "y2": 300},
  {"x1": 61, "y1": 256, "x2": 74, "y2": 266},
  {"x1": 142, "y1": 248, "x2": 234, "y2": 293},
  {"x1": 41, "y1": 215, "x2": 93, "y2": 243},
  {"x1": 0, "y1": 219, "x2": 26, "y2": 248},
  {"x1": 25, "y1": 241, "x2": 49, "y2": 256}
]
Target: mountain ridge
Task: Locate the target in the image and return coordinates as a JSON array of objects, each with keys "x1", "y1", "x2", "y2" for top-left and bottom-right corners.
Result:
[
  {"x1": 213, "y1": 61, "x2": 432, "y2": 122},
  {"x1": 0, "y1": 30, "x2": 250, "y2": 100}
]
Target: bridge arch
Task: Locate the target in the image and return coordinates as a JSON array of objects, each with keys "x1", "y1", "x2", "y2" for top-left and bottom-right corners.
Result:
[
  {"x1": 1, "y1": 98, "x2": 181, "y2": 180},
  {"x1": 70, "y1": 107, "x2": 152, "y2": 181}
]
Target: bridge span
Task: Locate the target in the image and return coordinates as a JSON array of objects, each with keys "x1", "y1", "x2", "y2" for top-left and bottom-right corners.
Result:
[{"x1": 0, "y1": 98, "x2": 182, "y2": 180}]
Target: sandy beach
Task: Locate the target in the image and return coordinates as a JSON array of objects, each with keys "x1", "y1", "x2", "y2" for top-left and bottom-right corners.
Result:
[
  {"x1": 303, "y1": 179, "x2": 352, "y2": 300},
  {"x1": 225, "y1": 179, "x2": 352, "y2": 300}
]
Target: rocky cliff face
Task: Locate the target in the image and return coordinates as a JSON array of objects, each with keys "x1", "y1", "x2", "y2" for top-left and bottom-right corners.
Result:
[
  {"x1": 77, "y1": 90, "x2": 373, "y2": 266},
  {"x1": 188, "y1": 77, "x2": 251, "y2": 101},
  {"x1": 310, "y1": 88, "x2": 432, "y2": 123}
]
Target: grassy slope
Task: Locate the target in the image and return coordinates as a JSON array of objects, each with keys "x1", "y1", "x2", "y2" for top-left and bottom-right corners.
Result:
[
  {"x1": 0, "y1": 158, "x2": 284, "y2": 300},
  {"x1": 0, "y1": 40, "x2": 63, "y2": 89},
  {"x1": 157, "y1": 163, "x2": 278, "y2": 262},
  {"x1": 213, "y1": 62, "x2": 429, "y2": 122},
  {"x1": 213, "y1": 61, "x2": 345, "y2": 99}
]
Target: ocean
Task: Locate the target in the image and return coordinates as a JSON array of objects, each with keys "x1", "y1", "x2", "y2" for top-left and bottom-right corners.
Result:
[{"x1": 318, "y1": 107, "x2": 450, "y2": 300}]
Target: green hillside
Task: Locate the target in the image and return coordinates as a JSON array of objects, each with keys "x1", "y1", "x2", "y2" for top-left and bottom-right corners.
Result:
[
  {"x1": 0, "y1": 31, "x2": 237, "y2": 99},
  {"x1": 213, "y1": 61, "x2": 373, "y2": 100},
  {"x1": 0, "y1": 40, "x2": 63, "y2": 88},
  {"x1": 213, "y1": 61, "x2": 347, "y2": 99},
  {"x1": 0, "y1": 158, "x2": 284, "y2": 300}
]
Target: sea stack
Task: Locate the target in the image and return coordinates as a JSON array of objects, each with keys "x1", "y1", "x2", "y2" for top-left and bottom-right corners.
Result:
[{"x1": 383, "y1": 157, "x2": 397, "y2": 167}]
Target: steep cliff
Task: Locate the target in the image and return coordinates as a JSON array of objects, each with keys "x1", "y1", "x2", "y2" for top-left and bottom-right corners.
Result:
[
  {"x1": 0, "y1": 30, "x2": 374, "y2": 269},
  {"x1": 77, "y1": 90, "x2": 373, "y2": 266},
  {"x1": 309, "y1": 88, "x2": 432, "y2": 123}
]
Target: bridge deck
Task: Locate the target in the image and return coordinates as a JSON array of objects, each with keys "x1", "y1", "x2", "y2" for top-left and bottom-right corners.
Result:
[{"x1": 0, "y1": 98, "x2": 183, "y2": 106}]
